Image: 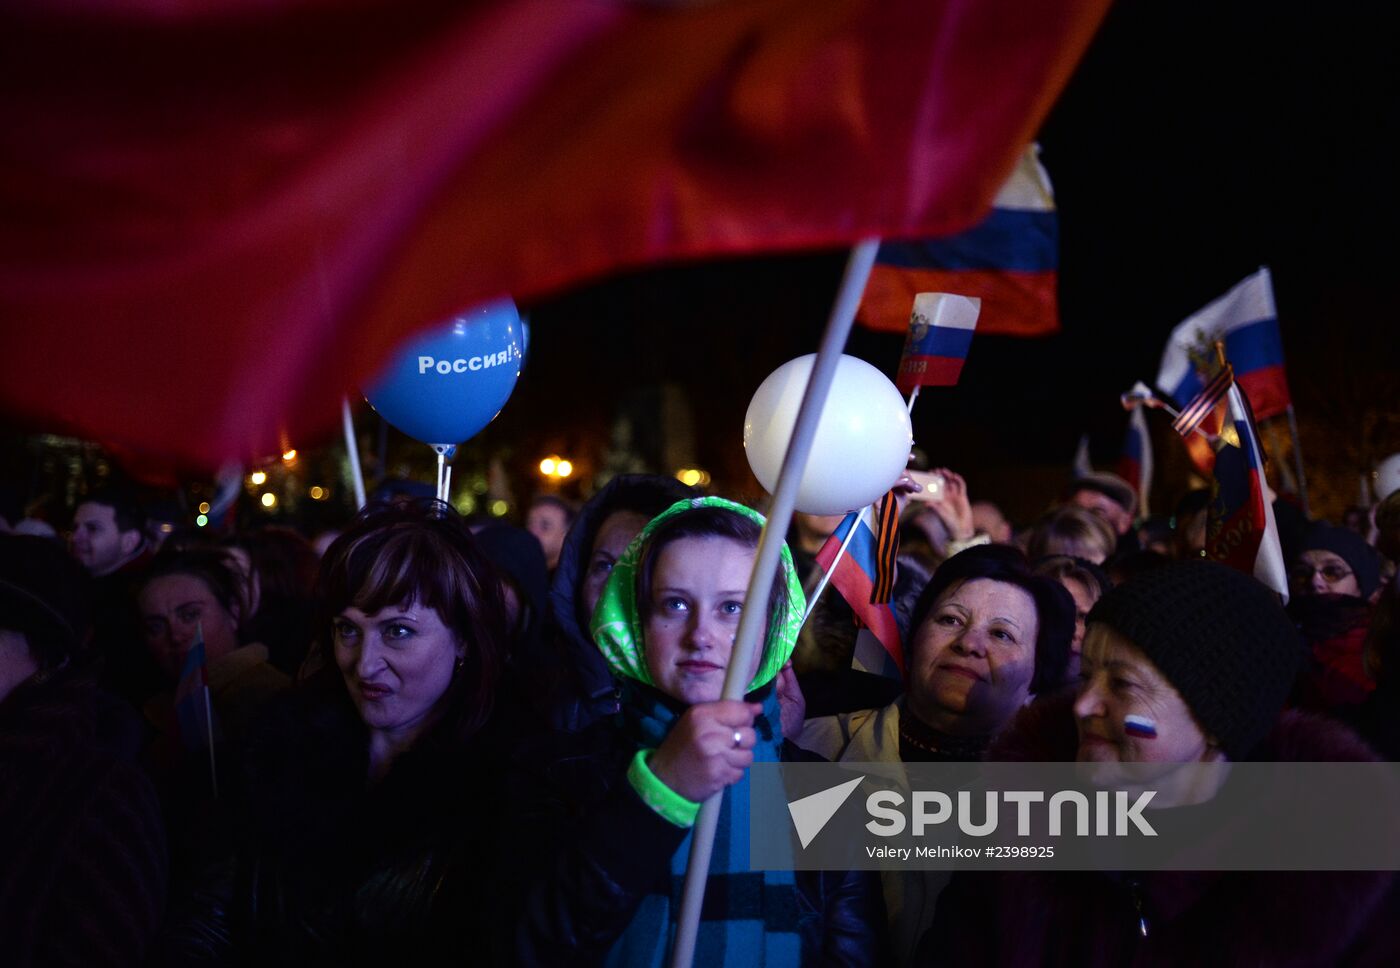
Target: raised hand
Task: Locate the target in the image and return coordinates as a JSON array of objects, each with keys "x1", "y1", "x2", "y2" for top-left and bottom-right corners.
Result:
[
  {"x1": 648, "y1": 700, "x2": 762, "y2": 802},
  {"x1": 926, "y1": 467, "x2": 975, "y2": 542}
]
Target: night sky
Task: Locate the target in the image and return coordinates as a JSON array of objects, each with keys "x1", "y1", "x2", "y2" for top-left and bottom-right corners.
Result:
[{"x1": 490, "y1": 0, "x2": 1399, "y2": 523}]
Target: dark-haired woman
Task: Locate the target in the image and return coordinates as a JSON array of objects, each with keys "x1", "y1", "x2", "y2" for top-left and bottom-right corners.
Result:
[
  {"x1": 798, "y1": 544, "x2": 1075, "y2": 961},
  {"x1": 513, "y1": 497, "x2": 882, "y2": 966},
  {"x1": 136, "y1": 548, "x2": 290, "y2": 902},
  {"x1": 137, "y1": 548, "x2": 290, "y2": 760},
  {"x1": 801, "y1": 545, "x2": 1073, "y2": 767},
  {"x1": 166, "y1": 500, "x2": 514, "y2": 966}
]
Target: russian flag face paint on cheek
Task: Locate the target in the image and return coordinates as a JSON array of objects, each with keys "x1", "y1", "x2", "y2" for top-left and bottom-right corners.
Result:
[{"x1": 1124, "y1": 715, "x2": 1158, "y2": 739}]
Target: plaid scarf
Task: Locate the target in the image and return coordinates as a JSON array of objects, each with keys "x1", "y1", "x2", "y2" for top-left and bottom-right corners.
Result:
[{"x1": 591, "y1": 497, "x2": 806, "y2": 967}]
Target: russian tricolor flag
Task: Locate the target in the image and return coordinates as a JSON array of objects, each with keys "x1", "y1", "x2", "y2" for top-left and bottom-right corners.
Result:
[
  {"x1": 174, "y1": 627, "x2": 216, "y2": 754},
  {"x1": 1157, "y1": 267, "x2": 1291, "y2": 421},
  {"x1": 859, "y1": 145, "x2": 1058, "y2": 338},
  {"x1": 895, "y1": 292, "x2": 981, "y2": 394},
  {"x1": 814, "y1": 509, "x2": 904, "y2": 680},
  {"x1": 1115, "y1": 404, "x2": 1154, "y2": 518},
  {"x1": 1206, "y1": 384, "x2": 1289, "y2": 601}
]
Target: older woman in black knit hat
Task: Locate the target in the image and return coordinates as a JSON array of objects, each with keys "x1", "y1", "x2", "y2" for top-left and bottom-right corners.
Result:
[
  {"x1": 0, "y1": 535, "x2": 167, "y2": 967},
  {"x1": 922, "y1": 559, "x2": 1398, "y2": 967},
  {"x1": 1289, "y1": 521, "x2": 1384, "y2": 717}
]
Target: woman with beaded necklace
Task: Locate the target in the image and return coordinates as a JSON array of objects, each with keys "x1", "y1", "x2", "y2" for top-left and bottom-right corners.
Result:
[{"x1": 797, "y1": 543, "x2": 1074, "y2": 961}]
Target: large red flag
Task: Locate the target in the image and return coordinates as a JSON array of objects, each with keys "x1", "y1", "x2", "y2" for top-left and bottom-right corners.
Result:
[{"x1": 0, "y1": 0, "x2": 1109, "y2": 470}]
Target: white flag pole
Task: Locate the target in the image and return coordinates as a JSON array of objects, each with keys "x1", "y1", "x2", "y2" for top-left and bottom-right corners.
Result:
[
  {"x1": 668, "y1": 237, "x2": 880, "y2": 968},
  {"x1": 341, "y1": 397, "x2": 367, "y2": 509},
  {"x1": 196, "y1": 621, "x2": 219, "y2": 799},
  {"x1": 801, "y1": 506, "x2": 868, "y2": 627},
  {"x1": 202, "y1": 684, "x2": 219, "y2": 800}
]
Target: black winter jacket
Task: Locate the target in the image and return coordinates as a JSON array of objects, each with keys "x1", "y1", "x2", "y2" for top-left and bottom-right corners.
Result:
[
  {"x1": 0, "y1": 672, "x2": 167, "y2": 968},
  {"x1": 160, "y1": 676, "x2": 513, "y2": 967}
]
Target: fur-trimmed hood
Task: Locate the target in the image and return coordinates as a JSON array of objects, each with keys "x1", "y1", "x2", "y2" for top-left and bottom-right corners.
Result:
[{"x1": 545, "y1": 474, "x2": 695, "y2": 730}]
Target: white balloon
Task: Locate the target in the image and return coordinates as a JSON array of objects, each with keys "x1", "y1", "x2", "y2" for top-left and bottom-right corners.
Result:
[{"x1": 744, "y1": 354, "x2": 913, "y2": 515}]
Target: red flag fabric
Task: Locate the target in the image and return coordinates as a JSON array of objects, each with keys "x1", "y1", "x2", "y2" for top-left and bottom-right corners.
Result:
[{"x1": 0, "y1": 0, "x2": 1109, "y2": 471}]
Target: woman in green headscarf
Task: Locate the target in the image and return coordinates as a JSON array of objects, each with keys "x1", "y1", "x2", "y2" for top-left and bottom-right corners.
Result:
[{"x1": 510, "y1": 497, "x2": 882, "y2": 967}]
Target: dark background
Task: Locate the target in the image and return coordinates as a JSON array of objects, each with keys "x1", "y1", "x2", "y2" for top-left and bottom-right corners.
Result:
[{"x1": 501, "y1": 0, "x2": 1400, "y2": 523}]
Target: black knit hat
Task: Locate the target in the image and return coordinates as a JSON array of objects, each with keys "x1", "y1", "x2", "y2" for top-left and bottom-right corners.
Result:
[
  {"x1": 1086, "y1": 559, "x2": 1301, "y2": 760},
  {"x1": 1295, "y1": 522, "x2": 1381, "y2": 599}
]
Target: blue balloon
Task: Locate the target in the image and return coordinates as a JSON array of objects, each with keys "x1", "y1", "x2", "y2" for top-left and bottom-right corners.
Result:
[{"x1": 363, "y1": 298, "x2": 523, "y2": 447}]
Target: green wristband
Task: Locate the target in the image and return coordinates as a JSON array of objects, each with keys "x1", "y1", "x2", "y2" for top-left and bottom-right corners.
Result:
[{"x1": 627, "y1": 748, "x2": 701, "y2": 828}]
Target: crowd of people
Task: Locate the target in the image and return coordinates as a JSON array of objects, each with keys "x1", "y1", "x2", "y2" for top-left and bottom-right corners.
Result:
[{"x1": 1, "y1": 462, "x2": 1398, "y2": 966}]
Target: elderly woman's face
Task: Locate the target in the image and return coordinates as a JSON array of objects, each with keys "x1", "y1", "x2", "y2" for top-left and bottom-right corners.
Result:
[
  {"x1": 1074, "y1": 625, "x2": 1212, "y2": 765},
  {"x1": 1291, "y1": 549, "x2": 1361, "y2": 599},
  {"x1": 333, "y1": 600, "x2": 463, "y2": 742},
  {"x1": 644, "y1": 536, "x2": 763, "y2": 705},
  {"x1": 907, "y1": 579, "x2": 1038, "y2": 737}
]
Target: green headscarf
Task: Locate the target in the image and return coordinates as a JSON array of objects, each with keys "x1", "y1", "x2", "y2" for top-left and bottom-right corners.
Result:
[
  {"x1": 590, "y1": 496, "x2": 806, "y2": 696},
  {"x1": 588, "y1": 496, "x2": 806, "y2": 968}
]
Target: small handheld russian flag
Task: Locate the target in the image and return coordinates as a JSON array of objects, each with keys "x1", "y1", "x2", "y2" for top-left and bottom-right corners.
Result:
[
  {"x1": 1115, "y1": 405, "x2": 1154, "y2": 518},
  {"x1": 173, "y1": 622, "x2": 220, "y2": 796},
  {"x1": 813, "y1": 502, "x2": 904, "y2": 680},
  {"x1": 174, "y1": 628, "x2": 211, "y2": 753},
  {"x1": 895, "y1": 292, "x2": 982, "y2": 393}
]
